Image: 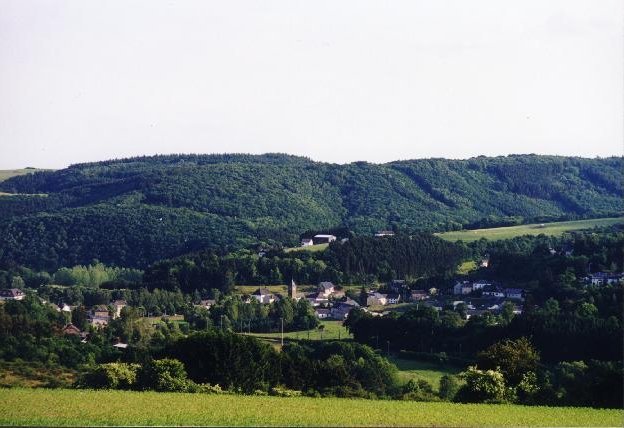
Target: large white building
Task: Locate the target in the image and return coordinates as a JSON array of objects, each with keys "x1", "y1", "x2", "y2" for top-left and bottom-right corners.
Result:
[{"x1": 313, "y1": 234, "x2": 337, "y2": 244}]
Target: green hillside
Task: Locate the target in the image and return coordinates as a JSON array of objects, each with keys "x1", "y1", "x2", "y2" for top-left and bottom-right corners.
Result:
[
  {"x1": 0, "y1": 154, "x2": 621, "y2": 269},
  {"x1": 438, "y1": 217, "x2": 624, "y2": 242},
  {"x1": 0, "y1": 388, "x2": 620, "y2": 427}
]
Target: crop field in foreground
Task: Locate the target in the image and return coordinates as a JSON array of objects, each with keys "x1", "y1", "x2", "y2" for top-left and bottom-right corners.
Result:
[
  {"x1": 437, "y1": 217, "x2": 623, "y2": 242},
  {"x1": 0, "y1": 388, "x2": 620, "y2": 427}
]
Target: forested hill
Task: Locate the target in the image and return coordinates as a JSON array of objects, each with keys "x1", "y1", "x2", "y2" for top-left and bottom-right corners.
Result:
[{"x1": 0, "y1": 153, "x2": 622, "y2": 269}]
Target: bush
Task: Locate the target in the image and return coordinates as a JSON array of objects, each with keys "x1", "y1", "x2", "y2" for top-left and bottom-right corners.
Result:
[
  {"x1": 477, "y1": 337, "x2": 540, "y2": 386},
  {"x1": 399, "y1": 379, "x2": 439, "y2": 401},
  {"x1": 438, "y1": 374, "x2": 460, "y2": 401},
  {"x1": 77, "y1": 363, "x2": 139, "y2": 390},
  {"x1": 455, "y1": 366, "x2": 507, "y2": 403},
  {"x1": 137, "y1": 358, "x2": 191, "y2": 392},
  {"x1": 269, "y1": 386, "x2": 302, "y2": 397}
]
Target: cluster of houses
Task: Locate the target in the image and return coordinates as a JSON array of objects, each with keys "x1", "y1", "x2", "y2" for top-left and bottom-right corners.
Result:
[
  {"x1": 585, "y1": 272, "x2": 624, "y2": 286},
  {"x1": 248, "y1": 281, "x2": 362, "y2": 321},
  {"x1": 453, "y1": 280, "x2": 524, "y2": 300},
  {"x1": 49, "y1": 299, "x2": 127, "y2": 328}
]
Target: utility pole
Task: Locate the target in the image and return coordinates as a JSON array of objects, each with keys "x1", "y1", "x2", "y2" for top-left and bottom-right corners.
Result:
[
  {"x1": 280, "y1": 317, "x2": 284, "y2": 346},
  {"x1": 220, "y1": 315, "x2": 224, "y2": 331}
]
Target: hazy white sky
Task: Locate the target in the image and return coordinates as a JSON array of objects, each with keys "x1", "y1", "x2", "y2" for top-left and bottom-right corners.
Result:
[{"x1": 0, "y1": 0, "x2": 622, "y2": 168}]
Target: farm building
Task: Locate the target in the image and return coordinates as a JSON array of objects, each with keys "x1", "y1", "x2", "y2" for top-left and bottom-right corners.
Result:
[{"x1": 313, "y1": 234, "x2": 336, "y2": 244}]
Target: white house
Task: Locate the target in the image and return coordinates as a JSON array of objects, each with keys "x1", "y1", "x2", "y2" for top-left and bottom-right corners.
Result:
[
  {"x1": 588, "y1": 272, "x2": 624, "y2": 286},
  {"x1": 386, "y1": 293, "x2": 401, "y2": 304},
  {"x1": 112, "y1": 300, "x2": 127, "y2": 319},
  {"x1": 0, "y1": 288, "x2": 25, "y2": 301},
  {"x1": 318, "y1": 282, "x2": 335, "y2": 297},
  {"x1": 504, "y1": 288, "x2": 524, "y2": 300},
  {"x1": 472, "y1": 281, "x2": 491, "y2": 290},
  {"x1": 411, "y1": 290, "x2": 428, "y2": 301},
  {"x1": 300, "y1": 238, "x2": 314, "y2": 247},
  {"x1": 367, "y1": 292, "x2": 387, "y2": 306},
  {"x1": 375, "y1": 230, "x2": 395, "y2": 237},
  {"x1": 482, "y1": 290, "x2": 505, "y2": 298},
  {"x1": 196, "y1": 299, "x2": 216, "y2": 309},
  {"x1": 306, "y1": 293, "x2": 329, "y2": 307},
  {"x1": 315, "y1": 308, "x2": 331, "y2": 319},
  {"x1": 251, "y1": 288, "x2": 275, "y2": 304},
  {"x1": 330, "y1": 301, "x2": 359, "y2": 320},
  {"x1": 453, "y1": 281, "x2": 472, "y2": 295},
  {"x1": 88, "y1": 305, "x2": 111, "y2": 327},
  {"x1": 313, "y1": 234, "x2": 337, "y2": 244}
]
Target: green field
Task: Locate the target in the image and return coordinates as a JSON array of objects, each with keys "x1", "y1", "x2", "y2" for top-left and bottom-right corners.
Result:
[
  {"x1": 285, "y1": 243, "x2": 329, "y2": 253},
  {"x1": 389, "y1": 357, "x2": 462, "y2": 389},
  {"x1": 437, "y1": 217, "x2": 624, "y2": 242},
  {"x1": 0, "y1": 168, "x2": 49, "y2": 183},
  {"x1": 235, "y1": 285, "x2": 289, "y2": 295},
  {"x1": 0, "y1": 388, "x2": 620, "y2": 426},
  {"x1": 248, "y1": 320, "x2": 352, "y2": 342}
]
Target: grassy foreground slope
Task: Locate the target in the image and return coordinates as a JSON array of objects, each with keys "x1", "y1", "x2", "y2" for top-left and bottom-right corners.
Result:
[
  {"x1": 0, "y1": 389, "x2": 620, "y2": 427},
  {"x1": 437, "y1": 217, "x2": 624, "y2": 242}
]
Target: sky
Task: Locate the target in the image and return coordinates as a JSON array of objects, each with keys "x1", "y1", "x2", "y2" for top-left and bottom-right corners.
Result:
[{"x1": 0, "y1": 0, "x2": 622, "y2": 169}]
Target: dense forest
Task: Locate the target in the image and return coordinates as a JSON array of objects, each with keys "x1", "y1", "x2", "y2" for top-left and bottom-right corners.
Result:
[{"x1": 0, "y1": 154, "x2": 622, "y2": 269}]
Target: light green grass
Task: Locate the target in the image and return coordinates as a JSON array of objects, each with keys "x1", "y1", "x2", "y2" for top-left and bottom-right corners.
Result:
[
  {"x1": 285, "y1": 243, "x2": 329, "y2": 253},
  {"x1": 144, "y1": 315, "x2": 185, "y2": 326},
  {"x1": 248, "y1": 320, "x2": 352, "y2": 342},
  {"x1": 367, "y1": 302, "x2": 417, "y2": 313},
  {"x1": 0, "y1": 388, "x2": 620, "y2": 426},
  {"x1": 457, "y1": 260, "x2": 478, "y2": 275},
  {"x1": 0, "y1": 192, "x2": 48, "y2": 197},
  {"x1": 0, "y1": 168, "x2": 50, "y2": 183},
  {"x1": 235, "y1": 285, "x2": 288, "y2": 295},
  {"x1": 389, "y1": 357, "x2": 462, "y2": 389},
  {"x1": 437, "y1": 217, "x2": 624, "y2": 242}
]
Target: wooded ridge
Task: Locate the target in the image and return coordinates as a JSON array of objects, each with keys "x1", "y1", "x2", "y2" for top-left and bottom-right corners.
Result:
[{"x1": 0, "y1": 154, "x2": 621, "y2": 269}]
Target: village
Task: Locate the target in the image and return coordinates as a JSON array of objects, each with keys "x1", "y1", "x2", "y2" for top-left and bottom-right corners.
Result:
[{"x1": 1, "y1": 261, "x2": 621, "y2": 343}]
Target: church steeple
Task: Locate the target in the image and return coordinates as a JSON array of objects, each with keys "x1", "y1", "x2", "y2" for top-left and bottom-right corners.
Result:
[{"x1": 288, "y1": 278, "x2": 297, "y2": 299}]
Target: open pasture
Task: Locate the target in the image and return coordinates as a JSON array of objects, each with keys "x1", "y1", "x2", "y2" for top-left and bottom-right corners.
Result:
[
  {"x1": 437, "y1": 217, "x2": 623, "y2": 242},
  {"x1": 248, "y1": 320, "x2": 352, "y2": 342}
]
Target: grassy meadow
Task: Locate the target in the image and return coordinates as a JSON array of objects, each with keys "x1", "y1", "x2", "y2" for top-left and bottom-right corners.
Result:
[
  {"x1": 0, "y1": 168, "x2": 49, "y2": 182},
  {"x1": 389, "y1": 357, "x2": 462, "y2": 389},
  {"x1": 285, "y1": 243, "x2": 329, "y2": 253},
  {"x1": 248, "y1": 320, "x2": 352, "y2": 342},
  {"x1": 0, "y1": 388, "x2": 620, "y2": 427},
  {"x1": 437, "y1": 217, "x2": 623, "y2": 242}
]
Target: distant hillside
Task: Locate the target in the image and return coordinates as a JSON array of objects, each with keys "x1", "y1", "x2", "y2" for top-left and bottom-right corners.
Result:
[{"x1": 0, "y1": 153, "x2": 621, "y2": 269}]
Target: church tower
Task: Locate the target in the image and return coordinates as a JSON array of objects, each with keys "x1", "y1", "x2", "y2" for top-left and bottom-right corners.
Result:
[{"x1": 288, "y1": 278, "x2": 297, "y2": 299}]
